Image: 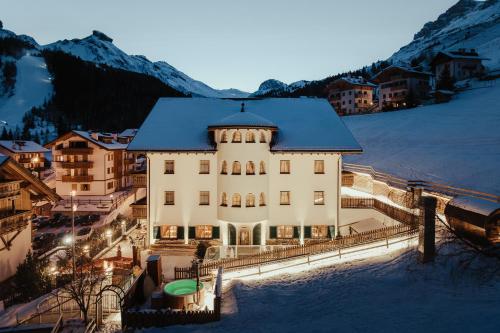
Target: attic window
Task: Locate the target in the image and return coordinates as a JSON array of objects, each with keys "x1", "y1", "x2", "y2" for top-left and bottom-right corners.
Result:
[{"x1": 232, "y1": 131, "x2": 242, "y2": 143}]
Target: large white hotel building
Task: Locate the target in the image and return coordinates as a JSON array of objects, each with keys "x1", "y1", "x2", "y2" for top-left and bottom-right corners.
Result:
[{"x1": 127, "y1": 98, "x2": 363, "y2": 246}]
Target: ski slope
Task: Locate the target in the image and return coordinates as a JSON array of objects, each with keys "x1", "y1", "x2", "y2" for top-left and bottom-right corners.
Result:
[
  {"x1": 343, "y1": 81, "x2": 500, "y2": 195},
  {"x1": 0, "y1": 54, "x2": 53, "y2": 128}
]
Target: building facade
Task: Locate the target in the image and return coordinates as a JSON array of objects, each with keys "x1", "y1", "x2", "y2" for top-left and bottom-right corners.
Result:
[
  {"x1": 326, "y1": 77, "x2": 377, "y2": 115},
  {"x1": 0, "y1": 140, "x2": 49, "y2": 173},
  {"x1": 46, "y1": 131, "x2": 137, "y2": 196},
  {"x1": 127, "y1": 98, "x2": 362, "y2": 247},
  {"x1": 431, "y1": 49, "x2": 486, "y2": 82},
  {"x1": 372, "y1": 66, "x2": 432, "y2": 110}
]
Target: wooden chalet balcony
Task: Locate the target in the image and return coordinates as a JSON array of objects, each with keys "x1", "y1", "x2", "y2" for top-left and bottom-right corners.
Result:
[
  {"x1": 0, "y1": 181, "x2": 21, "y2": 199},
  {"x1": 58, "y1": 161, "x2": 94, "y2": 169},
  {"x1": 61, "y1": 175, "x2": 94, "y2": 182},
  {"x1": 131, "y1": 197, "x2": 147, "y2": 219},
  {"x1": 132, "y1": 173, "x2": 147, "y2": 188},
  {"x1": 60, "y1": 147, "x2": 93, "y2": 155},
  {"x1": 0, "y1": 210, "x2": 31, "y2": 236},
  {"x1": 18, "y1": 157, "x2": 45, "y2": 164},
  {"x1": 124, "y1": 157, "x2": 136, "y2": 165}
]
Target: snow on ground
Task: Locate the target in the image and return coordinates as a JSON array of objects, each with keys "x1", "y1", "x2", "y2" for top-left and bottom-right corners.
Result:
[
  {"x1": 0, "y1": 53, "x2": 52, "y2": 128},
  {"x1": 343, "y1": 81, "x2": 500, "y2": 195},
  {"x1": 144, "y1": 234, "x2": 500, "y2": 333}
]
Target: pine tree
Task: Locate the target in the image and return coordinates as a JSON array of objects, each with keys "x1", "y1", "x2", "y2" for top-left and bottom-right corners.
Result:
[
  {"x1": 13, "y1": 251, "x2": 51, "y2": 302},
  {"x1": 0, "y1": 127, "x2": 8, "y2": 140}
]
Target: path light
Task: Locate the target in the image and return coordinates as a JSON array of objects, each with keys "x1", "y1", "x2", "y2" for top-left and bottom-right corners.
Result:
[
  {"x1": 106, "y1": 229, "x2": 113, "y2": 246},
  {"x1": 83, "y1": 244, "x2": 90, "y2": 256},
  {"x1": 64, "y1": 234, "x2": 73, "y2": 245}
]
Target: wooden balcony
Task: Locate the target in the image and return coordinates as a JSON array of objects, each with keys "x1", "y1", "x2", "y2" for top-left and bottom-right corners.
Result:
[
  {"x1": 18, "y1": 157, "x2": 45, "y2": 164},
  {"x1": 58, "y1": 161, "x2": 94, "y2": 169},
  {"x1": 131, "y1": 197, "x2": 147, "y2": 219},
  {"x1": 0, "y1": 210, "x2": 31, "y2": 236},
  {"x1": 132, "y1": 173, "x2": 147, "y2": 188},
  {"x1": 124, "y1": 157, "x2": 136, "y2": 165},
  {"x1": 60, "y1": 147, "x2": 93, "y2": 155},
  {"x1": 0, "y1": 181, "x2": 21, "y2": 199},
  {"x1": 342, "y1": 171, "x2": 354, "y2": 187},
  {"x1": 61, "y1": 175, "x2": 94, "y2": 182}
]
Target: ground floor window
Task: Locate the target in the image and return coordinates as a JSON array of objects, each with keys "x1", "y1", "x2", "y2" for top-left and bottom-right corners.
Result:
[
  {"x1": 80, "y1": 184, "x2": 90, "y2": 191},
  {"x1": 277, "y1": 225, "x2": 294, "y2": 239},
  {"x1": 196, "y1": 225, "x2": 213, "y2": 239},
  {"x1": 312, "y1": 225, "x2": 328, "y2": 238},
  {"x1": 161, "y1": 225, "x2": 177, "y2": 239}
]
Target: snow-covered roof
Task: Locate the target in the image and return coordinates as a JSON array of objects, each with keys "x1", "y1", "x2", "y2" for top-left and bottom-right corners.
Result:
[
  {"x1": 0, "y1": 154, "x2": 8, "y2": 165},
  {"x1": 208, "y1": 110, "x2": 277, "y2": 129},
  {"x1": 447, "y1": 196, "x2": 499, "y2": 217},
  {"x1": 72, "y1": 131, "x2": 128, "y2": 150},
  {"x1": 371, "y1": 65, "x2": 432, "y2": 83},
  {"x1": 438, "y1": 51, "x2": 488, "y2": 61},
  {"x1": 119, "y1": 128, "x2": 138, "y2": 137},
  {"x1": 128, "y1": 98, "x2": 362, "y2": 152},
  {"x1": 0, "y1": 140, "x2": 49, "y2": 153}
]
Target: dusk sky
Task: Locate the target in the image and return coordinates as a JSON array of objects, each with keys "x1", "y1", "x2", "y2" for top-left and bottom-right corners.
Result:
[{"x1": 2, "y1": 0, "x2": 457, "y2": 92}]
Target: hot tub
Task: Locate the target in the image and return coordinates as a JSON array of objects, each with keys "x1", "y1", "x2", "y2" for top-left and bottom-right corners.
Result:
[{"x1": 163, "y1": 279, "x2": 204, "y2": 309}]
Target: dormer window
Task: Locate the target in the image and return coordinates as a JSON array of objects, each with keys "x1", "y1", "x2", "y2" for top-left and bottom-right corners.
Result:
[
  {"x1": 220, "y1": 131, "x2": 228, "y2": 143},
  {"x1": 232, "y1": 130, "x2": 242, "y2": 143},
  {"x1": 246, "y1": 131, "x2": 255, "y2": 143},
  {"x1": 260, "y1": 131, "x2": 266, "y2": 143}
]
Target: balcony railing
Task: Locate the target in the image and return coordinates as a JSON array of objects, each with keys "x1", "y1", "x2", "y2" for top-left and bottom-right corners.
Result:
[
  {"x1": 60, "y1": 147, "x2": 93, "y2": 155},
  {"x1": 132, "y1": 173, "x2": 147, "y2": 188},
  {"x1": 18, "y1": 157, "x2": 45, "y2": 164},
  {"x1": 61, "y1": 175, "x2": 94, "y2": 182},
  {"x1": 0, "y1": 210, "x2": 31, "y2": 236},
  {"x1": 124, "y1": 157, "x2": 136, "y2": 165},
  {"x1": 132, "y1": 206, "x2": 147, "y2": 219},
  {"x1": 58, "y1": 161, "x2": 94, "y2": 169}
]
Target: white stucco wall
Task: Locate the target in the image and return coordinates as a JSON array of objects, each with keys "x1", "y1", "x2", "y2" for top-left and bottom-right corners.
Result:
[{"x1": 0, "y1": 223, "x2": 31, "y2": 282}]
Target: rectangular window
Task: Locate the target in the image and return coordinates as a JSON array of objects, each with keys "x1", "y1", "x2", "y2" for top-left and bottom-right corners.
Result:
[
  {"x1": 280, "y1": 191, "x2": 290, "y2": 205},
  {"x1": 160, "y1": 225, "x2": 177, "y2": 239},
  {"x1": 164, "y1": 191, "x2": 175, "y2": 205},
  {"x1": 71, "y1": 184, "x2": 77, "y2": 191},
  {"x1": 80, "y1": 184, "x2": 90, "y2": 191},
  {"x1": 280, "y1": 160, "x2": 290, "y2": 174},
  {"x1": 199, "y1": 191, "x2": 210, "y2": 205},
  {"x1": 164, "y1": 160, "x2": 174, "y2": 174},
  {"x1": 312, "y1": 225, "x2": 328, "y2": 238},
  {"x1": 199, "y1": 160, "x2": 210, "y2": 174},
  {"x1": 314, "y1": 160, "x2": 324, "y2": 174},
  {"x1": 196, "y1": 225, "x2": 213, "y2": 239},
  {"x1": 314, "y1": 191, "x2": 325, "y2": 205},
  {"x1": 107, "y1": 182, "x2": 114, "y2": 190},
  {"x1": 277, "y1": 225, "x2": 294, "y2": 239}
]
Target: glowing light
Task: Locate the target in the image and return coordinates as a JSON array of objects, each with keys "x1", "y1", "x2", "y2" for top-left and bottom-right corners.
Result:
[
  {"x1": 121, "y1": 220, "x2": 126, "y2": 227},
  {"x1": 63, "y1": 235, "x2": 73, "y2": 245},
  {"x1": 70, "y1": 190, "x2": 76, "y2": 197},
  {"x1": 105, "y1": 229, "x2": 113, "y2": 238},
  {"x1": 72, "y1": 204, "x2": 77, "y2": 212}
]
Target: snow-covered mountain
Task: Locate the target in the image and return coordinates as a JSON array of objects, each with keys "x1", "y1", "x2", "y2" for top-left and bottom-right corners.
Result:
[
  {"x1": 250, "y1": 79, "x2": 309, "y2": 97},
  {"x1": 45, "y1": 30, "x2": 249, "y2": 98}
]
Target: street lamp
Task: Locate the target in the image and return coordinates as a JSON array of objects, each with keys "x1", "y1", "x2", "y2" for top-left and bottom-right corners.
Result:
[
  {"x1": 31, "y1": 156, "x2": 40, "y2": 179},
  {"x1": 105, "y1": 228, "x2": 113, "y2": 247},
  {"x1": 70, "y1": 190, "x2": 77, "y2": 279}
]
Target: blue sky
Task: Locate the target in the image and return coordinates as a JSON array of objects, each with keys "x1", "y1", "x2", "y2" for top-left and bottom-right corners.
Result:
[{"x1": 2, "y1": 0, "x2": 457, "y2": 92}]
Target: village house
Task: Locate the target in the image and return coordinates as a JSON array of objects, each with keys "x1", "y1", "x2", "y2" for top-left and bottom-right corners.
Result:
[
  {"x1": 325, "y1": 77, "x2": 377, "y2": 115},
  {"x1": 127, "y1": 98, "x2": 366, "y2": 247},
  {"x1": 372, "y1": 66, "x2": 432, "y2": 110},
  {"x1": 0, "y1": 140, "x2": 49, "y2": 175},
  {"x1": 431, "y1": 49, "x2": 487, "y2": 82},
  {"x1": 0, "y1": 155, "x2": 60, "y2": 282},
  {"x1": 45, "y1": 130, "x2": 137, "y2": 197}
]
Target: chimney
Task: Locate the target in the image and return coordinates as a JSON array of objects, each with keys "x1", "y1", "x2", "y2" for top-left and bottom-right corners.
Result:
[{"x1": 91, "y1": 132, "x2": 100, "y2": 141}]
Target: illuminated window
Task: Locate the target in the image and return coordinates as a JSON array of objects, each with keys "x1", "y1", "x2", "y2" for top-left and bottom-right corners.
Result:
[
  {"x1": 246, "y1": 161, "x2": 255, "y2": 175},
  {"x1": 280, "y1": 191, "x2": 290, "y2": 205},
  {"x1": 220, "y1": 131, "x2": 228, "y2": 143},
  {"x1": 221, "y1": 192, "x2": 227, "y2": 206},
  {"x1": 164, "y1": 191, "x2": 174, "y2": 205},
  {"x1": 161, "y1": 225, "x2": 177, "y2": 239},
  {"x1": 246, "y1": 131, "x2": 255, "y2": 143},
  {"x1": 277, "y1": 225, "x2": 294, "y2": 239},
  {"x1": 199, "y1": 160, "x2": 210, "y2": 174},
  {"x1": 260, "y1": 131, "x2": 266, "y2": 143},
  {"x1": 196, "y1": 225, "x2": 212, "y2": 239},
  {"x1": 314, "y1": 191, "x2": 324, "y2": 205},
  {"x1": 199, "y1": 191, "x2": 210, "y2": 205},
  {"x1": 314, "y1": 160, "x2": 324, "y2": 174},
  {"x1": 232, "y1": 161, "x2": 241, "y2": 175},
  {"x1": 246, "y1": 193, "x2": 255, "y2": 207},
  {"x1": 221, "y1": 161, "x2": 227, "y2": 174},
  {"x1": 259, "y1": 161, "x2": 266, "y2": 174},
  {"x1": 259, "y1": 193, "x2": 266, "y2": 206},
  {"x1": 80, "y1": 184, "x2": 90, "y2": 191},
  {"x1": 164, "y1": 160, "x2": 174, "y2": 174},
  {"x1": 232, "y1": 130, "x2": 242, "y2": 143},
  {"x1": 312, "y1": 225, "x2": 328, "y2": 238},
  {"x1": 232, "y1": 193, "x2": 241, "y2": 207},
  {"x1": 280, "y1": 160, "x2": 290, "y2": 174}
]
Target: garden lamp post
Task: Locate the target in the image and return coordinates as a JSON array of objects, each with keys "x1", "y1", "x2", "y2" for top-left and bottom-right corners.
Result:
[{"x1": 70, "y1": 190, "x2": 77, "y2": 279}]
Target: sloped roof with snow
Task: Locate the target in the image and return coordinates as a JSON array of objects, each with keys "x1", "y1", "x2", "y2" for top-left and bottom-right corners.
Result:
[
  {"x1": 0, "y1": 140, "x2": 49, "y2": 153},
  {"x1": 72, "y1": 131, "x2": 128, "y2": 150},
  {"x1": 128, "y1": 98, "x2": 362, "y2": 152},
  {"x1": 119, "y1": 129, "x2": 138, "y2": 137},
  {"x1": 208, "y1": 110, "x2": 277, "y2": 129}
]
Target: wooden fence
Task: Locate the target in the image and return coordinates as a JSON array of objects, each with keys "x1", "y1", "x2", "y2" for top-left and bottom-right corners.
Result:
[
  {"x1": 341, "y1": 197, "x2": 419, "y2": 226},
  {"x1": 175, "y1": 224, "x2": 417, "y2": 279}
]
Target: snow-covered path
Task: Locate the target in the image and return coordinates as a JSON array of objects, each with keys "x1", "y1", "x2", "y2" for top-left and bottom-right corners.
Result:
[
  {"x1": 0, "y1": 54, "x2": 52, "y2": 128},
  {"x1": 147, "y1": 243, "x2": 499, "y2": 333},
  {"x1": 343, "y1": 82, "x2": 500, "y2": 195}
]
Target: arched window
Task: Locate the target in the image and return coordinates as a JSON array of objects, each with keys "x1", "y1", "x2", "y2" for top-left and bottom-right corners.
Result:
[
  {"x1": 232, "y1": 130, "x2": 242, "y2": 143},
  {"x1": 246, "y1": 161, "x2": 255, "y2": 175},
  {"x1": 232, "y1": 193, "x2": 241, "y2": 207},
  {"x1": 220, "y1": 130, "x2": 227, "y2": 143},
  {"x1": 221, "y1": 161, "x2": 227, "y2": 174},
  {"x1": 232, "y1": 161, "x2": 241, "y2": 175},
  {"x1": 259, "y1": 193, "x2": 266, "y2": 206},
  {"x1": 259, "y1": 161, "x2": 266, "y2": 174},
  {"x1": 246, "y1": 131, "x2": 255, "y2": 143},
  {"x1": 260, "y1": 131, "x2": 266, "y2": 143},
  {"x1": 221, "y1": 192, "x2": 227, "y2": 206},
  {"x1": 246, "y1": 193, "x2": 255, "y2": 207}
]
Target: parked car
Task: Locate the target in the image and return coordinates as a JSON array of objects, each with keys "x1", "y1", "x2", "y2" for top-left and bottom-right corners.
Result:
[
  {"x1": 32, "y1": 216, "x2": 50, "y2": 229},
  {"x1": 33, "y1": 233, "x2": 57, "y2": 252},
  {"x1": 89, "y1": 214, "x2": 101, "y2": 223},
  {"x1": 75, "y1": 227, "x2": 93, "y2": 241}
]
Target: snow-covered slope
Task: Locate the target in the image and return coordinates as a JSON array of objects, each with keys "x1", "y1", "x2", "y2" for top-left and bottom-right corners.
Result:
[
  {"x1": 250, "y1": 79, "x2": 310, "y2": 97},
  {"x1": 44, "y1": 31, "x2": 249, "y2": 98},
  {"x1": 343, "y1": 80, "x2": 500, "y2": 195},
  {"x1": 389, "y1": 0, "x2": 500, "y2": 71}
]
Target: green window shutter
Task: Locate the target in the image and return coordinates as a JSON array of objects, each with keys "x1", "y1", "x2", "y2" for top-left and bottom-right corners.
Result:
[
  {"x1": 328, "y1": 225, "x2": 335, "y2": 239},
  {"x1": 269, "y1": 226, "x2": 277, "y2": 239},
  {"x1": 252, "y1": 224, "x2": 261, "y2": 245},
  {"x1": 293, "y1": 226, "x2": 300, "y2": 239},
  {"x1": 304, "y1": 226, "x2": 312, "y2": 238},
  {"x1": 177, "y1": 226, "x2": 184, "y2": 240},
  {"x1": 212, "y1": 226, "x2": 220, "y2": 239},
  {"x1": 153, "y1": 226, "x2": 160, "y2": 239},
  {"x1": 188, "y1": 226, "x2": 196, "y2": 239}
]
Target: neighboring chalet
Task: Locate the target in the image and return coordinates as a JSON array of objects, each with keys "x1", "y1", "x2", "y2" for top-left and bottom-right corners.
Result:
[
  {"x1": 431, "y1": 49, "x2": 487, "y2": 82},
  {"x1": 0, "y1": 140, "x2": 49, "y2": 174},
  {"x1": 45, "y1": 131, "x2": 137, "y2": 196},
  {"x1": 372, "y1": 66, "x2": 432, "y2": 110},
  {"x1": 127, "y1": 98, "x2": 363, "y2": 247},
  {"x1": 0, "y1": 155, "x2": 60, "y2": 282},
  {"x1": 325, "y1": 77, "x2": 377, "y2": 115}
]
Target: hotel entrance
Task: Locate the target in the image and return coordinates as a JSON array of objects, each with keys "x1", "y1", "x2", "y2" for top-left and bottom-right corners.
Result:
[{"x1": 239, "y1": 227, "x2": 250, "y2": 245}]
